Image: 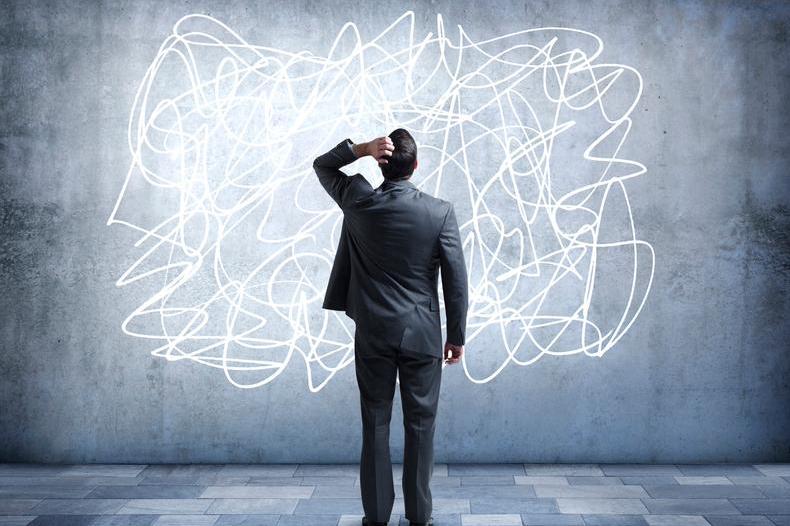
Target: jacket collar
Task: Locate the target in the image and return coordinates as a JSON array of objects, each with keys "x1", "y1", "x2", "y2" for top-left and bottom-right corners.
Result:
[{"x1": 380, "y1": 177, "x2": 416, "y2": 190}]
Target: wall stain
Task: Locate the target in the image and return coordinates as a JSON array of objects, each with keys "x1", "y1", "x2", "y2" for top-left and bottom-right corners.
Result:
[
  {"x1": 0, "y1": 197, "x2": 61, "y2": 280},
  {"x1": 740, "y1": 203, "x2": 790, "y2": 274}
]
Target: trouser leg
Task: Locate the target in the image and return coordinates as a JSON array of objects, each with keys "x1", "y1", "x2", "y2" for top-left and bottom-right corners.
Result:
[
  {"x1": 398, "y1": 350, "x2": 443, "y2": 524},
  {"x1": 354, "y1": 329, "x2": 398, "y2": 523}
]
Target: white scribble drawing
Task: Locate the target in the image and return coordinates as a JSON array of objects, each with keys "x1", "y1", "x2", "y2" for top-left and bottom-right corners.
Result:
[{"x1": 107, "y1": 11, "x2": 654, "y2": 390}]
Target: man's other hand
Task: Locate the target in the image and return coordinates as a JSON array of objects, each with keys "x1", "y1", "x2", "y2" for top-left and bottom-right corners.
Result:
[
  {"x1": 353, "y1": 136, "x2": 394, "y2": 165},
  {"x1": 443, "y1": 341, "x2": 464, "y2": 365}
]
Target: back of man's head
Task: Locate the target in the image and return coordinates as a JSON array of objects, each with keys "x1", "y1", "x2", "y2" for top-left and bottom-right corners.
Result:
[{"x1": 380, "y1": 128, "x2": 417, "y2": 180}]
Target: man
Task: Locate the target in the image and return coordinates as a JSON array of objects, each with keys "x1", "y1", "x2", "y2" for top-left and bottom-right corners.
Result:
[{"x1": 313, "y1": 128, "x2": 469, "y2": 526}]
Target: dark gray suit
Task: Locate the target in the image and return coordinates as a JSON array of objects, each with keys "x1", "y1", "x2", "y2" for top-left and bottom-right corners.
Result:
[{"x1": 313, "y1": 138, "x2": 468, "y2": 524}]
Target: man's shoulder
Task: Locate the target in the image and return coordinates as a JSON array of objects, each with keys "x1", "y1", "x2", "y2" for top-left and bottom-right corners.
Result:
[
  {"x1": 415, "y1": 189, "x2": 451, "y2": 209},
  {"x1": 412, "y1": 191, "x2": 454, "y2": 229}
]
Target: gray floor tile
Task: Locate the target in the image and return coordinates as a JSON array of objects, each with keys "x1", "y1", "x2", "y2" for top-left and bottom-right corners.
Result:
[
  {"x1": 0, "y1": 500, "x2": 42, "y2": 514},
  {"x1": 139, "y1": 466, "x2": 222, "y2": 478},
  {"x1": 533, "y1": 485, "x2": 648, "y2": 498},
  {"x1": 523, "y1": 465, "x2": 603, "y2": 477},
  {"x1": 642, "y1": 515, "x2": 710, "y2": 525},
  {"x1": 0, "y1": 486, "x2": 94, "y2": 499},
  {"x1": 151, "y1": 516, "x2": 219, "y2": 525},
  {"x1": 275, "y1": 514, "x2": 341, "y2": 525},
  {"x1": 754, "y1": 465, "x2": 790, "y2": 477},
  {"x1": 459, "y1": 477, "x2": 516, "y2": 486},
  {"x1": 410, "y1": 498, "x2": 469, "y2": 515},
  {"x1": 218, "y1": 467, "x2": 297, "y2": 479},
  {"x1": 213, "y1": 515, "x2": 280, "y2": 525},
  {"x1": 237, "y1": 478, "x2": 303, "y2": 487},
  {"x1": 520, "y1": 513, "x2": 585, "y2": 525},
  {"x1": 460, "y1": 514, "x2": 521, "y2": 525},
  {"x1": 293, "y1": 465, "x2": 358, "y2": 478},
  {"x1": 0, "y1": 478, "x2": 138, "y2": 488},
  {"x1": 433, "y1": 465, "x2": 450, "y2": 477},
  {"x1": 759, "y1": 486, "x2": 790, "y2": 498},
  {"x1": 675, "y1": 464, "x2": 763, "y2": 476},
  {"x1": 420, "y1": 515, "x2": 461, "y2": 526},
  {"x1": 86, "y1": 486, "x2": 205, "y2": 499},
  {"x1": 470, "y1": 497, "x2": 557, "y2": 514},
  {"x1": 1, "y1": 464, "x2": 788, "y2": 526},
  {"x1": 556, "y1": 498, "x2": 648, "y2": 515},
  {"x1": 292, "y1": 477, "x2": 352, "y2": 486},
  {"x1": 30, "y1": 499, "x2": 128, "y2": 515},
  {"x1": 424, "y1": 477, "x2": 461, "y2": 488},
  {"x1": 79, "y1": 478, "x2": 144, "y2": 487},
  {"x1": 200, "y1": 487, "x2": 314, "y2": 499},
  {"x1": 581, "y1": 515, "x2": 648, "y2": 525},
  {"x1": 26, "y1": 517, "x2": 99, "y2": 526},
  {"x1": 566, "y1": 477, "x2": 623, "y2": 486},
  {"x1": 61, "y1": 477, "x2": 143, "y2": 487},
  {"x1": 620, "y1": 477, "x2": 679, "y2": 486},
  {"x1": 311, "y1": 486, "x2": 362, "y2": 499},
  {"x1": 59, "y1": 467, "x2": 147, "y2": 478},
  {"x1": 291, "y1": 498, "x2": 364, "y2": 515},
  {"x1": 448, "y1": 465, "x2": 526, "y2": 477},
  {"x1": 206, "y1": 499, "x2": 298, "y2": 515},
  {"x1": 0, "y1": 517, "x2": 35, "y2": 526},
  {"x1": 337, "y1": 515, "x2": 401, "y2": 526},
  {"x1": 640, "y1": 498, "x2": 740, "y2": 515},
  {"x1": 600, "y1": 466, "x2": 682, "y2": 477},
  {"x1": 434, "y1": 486, "x2": 536, "y2": 499},
  {"x1": 729, "y1": 498, "x2": 790, "y2": 515},
  {"x1": 727, "y1": 476, "x2": 790, "y2": 486},
  {"x1": 116, "y1": 499, "x2": 211, "y2": 514},
  {"x1": 514, "y1": 477, "x2": 569, "y2": 486},
  {"x1": 0, "y1": 466, "x2": 67, "y2": 477},
  {"x1": 90, "y1": 516, "x2": 159, "y2": 525},
  {"x1": 703, "y1": 515, "x2": 775, "y2": 525},
  {"x1": 139, "y1": 476, "x2": 249, "y2": 486},
  {"x1": 674, "y1": 477, "x2": 732, "y2": 485},
  {"x1": 642, "y1": 484, "x2": 764, "y2": 498}
]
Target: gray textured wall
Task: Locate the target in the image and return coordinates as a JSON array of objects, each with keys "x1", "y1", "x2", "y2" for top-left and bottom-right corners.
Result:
[{"x1": 1, "y1": 0, "x2": 789, "y2": 464}]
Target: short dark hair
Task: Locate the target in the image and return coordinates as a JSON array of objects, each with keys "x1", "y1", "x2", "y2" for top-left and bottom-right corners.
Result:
[{"x1": 380, "y1": 128, "x2": 417, "y2": 180}]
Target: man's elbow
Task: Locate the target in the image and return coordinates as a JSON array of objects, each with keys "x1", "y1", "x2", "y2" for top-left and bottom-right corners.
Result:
[{"x1": 313, "y1": 157, "x2": 327, "y2": 179}]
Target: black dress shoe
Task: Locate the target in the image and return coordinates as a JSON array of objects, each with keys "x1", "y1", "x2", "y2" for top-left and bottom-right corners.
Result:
[
  {"x1": 362, "y1": 516, "x2": 389, "y2": 526},
  {"x1": 409, "y1": 517, "x2": 434, "y2": 526}
]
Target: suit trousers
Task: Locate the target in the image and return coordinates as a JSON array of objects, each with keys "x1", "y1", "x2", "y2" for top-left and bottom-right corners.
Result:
[{"x1": 353, "y1": 325, "x2": 443, "y2": 524}]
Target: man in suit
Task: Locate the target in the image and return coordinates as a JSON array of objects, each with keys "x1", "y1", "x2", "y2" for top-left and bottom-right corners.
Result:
[{"x1": 313, "y1": 129, "x2": 469, "y2": 526}]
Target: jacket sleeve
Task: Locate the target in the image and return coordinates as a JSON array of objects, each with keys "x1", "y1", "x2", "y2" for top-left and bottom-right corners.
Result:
[
  {"x1": 313, "y1": 138, "x2": 364, "y2": 209},
  {"x1": 438, "y1": 202, "x2": 469, "y2": 346}
]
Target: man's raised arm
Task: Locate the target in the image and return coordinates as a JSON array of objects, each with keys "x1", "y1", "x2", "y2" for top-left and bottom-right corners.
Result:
[
  {"x1": 312, "y1": 138, "x2": 359, "y2": 209},
  {"x1": 312, "y1": 137, "x2": 393, "y2": 209}
]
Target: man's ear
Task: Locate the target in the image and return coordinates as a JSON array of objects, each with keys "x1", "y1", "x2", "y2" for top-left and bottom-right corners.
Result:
[{"x1": 413, "y1": 158, "x2": 419, "y2": 171}]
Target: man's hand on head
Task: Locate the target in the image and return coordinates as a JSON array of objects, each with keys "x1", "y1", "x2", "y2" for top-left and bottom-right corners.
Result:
[{"x1": 352, "y1": 137, "x2": 394, "y2": 165}]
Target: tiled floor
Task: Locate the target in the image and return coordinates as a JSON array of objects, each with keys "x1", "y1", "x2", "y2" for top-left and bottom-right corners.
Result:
[{"x1": 0, "y1": 463, "x2": 788, "y2": 525}]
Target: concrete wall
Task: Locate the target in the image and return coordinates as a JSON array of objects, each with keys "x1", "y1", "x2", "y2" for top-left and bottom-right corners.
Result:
[{"x1": 1, "y1": 0, "x2": 789, "y2": 463}]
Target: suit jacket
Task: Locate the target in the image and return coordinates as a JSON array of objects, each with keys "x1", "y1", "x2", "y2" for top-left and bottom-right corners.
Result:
[{"x1": 313, "y1": 138, "x2": 469, "y2": 358}]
